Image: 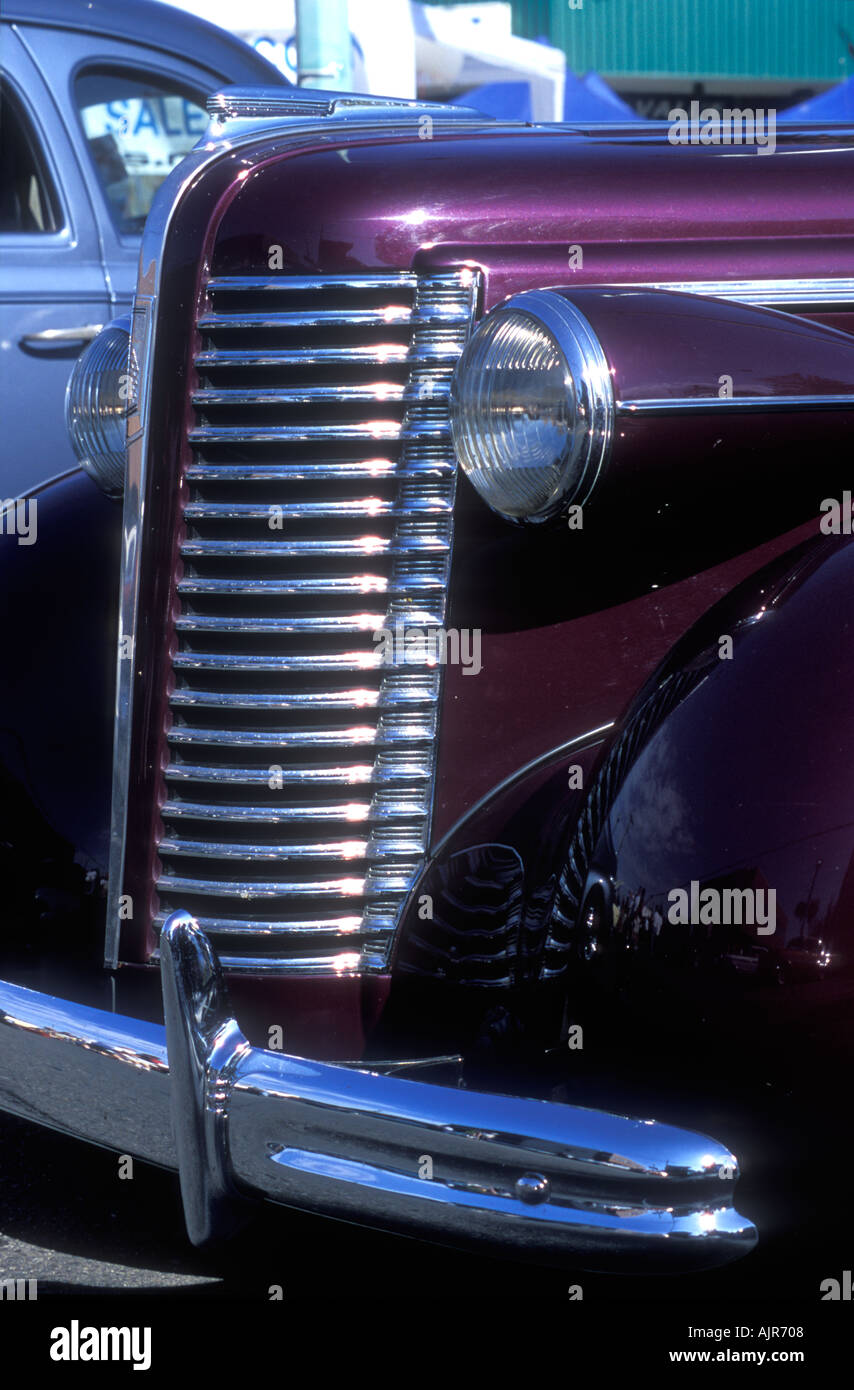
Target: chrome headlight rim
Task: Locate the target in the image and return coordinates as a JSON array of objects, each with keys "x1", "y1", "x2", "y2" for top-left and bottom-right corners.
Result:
[
  {"x1": 450, "y1": 288, "x2": 615, "y2": 525},
  {"x1": 64, "y1": 313, "x2": 136, "y2": 500}
]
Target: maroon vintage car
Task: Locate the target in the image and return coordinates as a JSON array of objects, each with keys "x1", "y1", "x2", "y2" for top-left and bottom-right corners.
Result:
[{"x1": 2, "y1": 82, "x2": 854, "y2": 1286}]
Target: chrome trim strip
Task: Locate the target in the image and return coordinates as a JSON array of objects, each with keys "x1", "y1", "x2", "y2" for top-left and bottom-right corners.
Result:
[
  {"x1": 570, "y1": 121, "x2": 854, "y2": 137},
  {"x1": 194, "y1": 386, "x2": 405, "y2": 407},
  {"x1": 168, "y1": 684, "x2": 436, "y2": 709},
  {"x1": 166, "y1": 715, "x2": 435, "y2": 747},
  {"x1": 168, "y1": 760, "x2": 424, "y2": 782},
  {"x1": 194, "y1": 340, "x2": 464, "y2": 367},
  {"x1": 207, "y1": 88, "x2": 335, "y2": 121},
  {"x1": 158, "y1": 832, "x2": 424, "y2": 859},
  {"x1": 192, "y1": 383, "x2": 451, "y2": 407},
  {"x1": 207, "y1": 273, "x2": 422, "y2": 292},
  {"x1": 429, "y1": 723, "x2": 615, "y2": 860},
  {"x1": 162, "y1": 793, "x2": 426, "y2": 822},
  {"x1": 196, "y1": 951, "x2": 388, "y2": 973},
  {"x1": 157, "y1": 865, "x2": 418, "y2": 896},
  {"x1": 173, "y1": 652, "x2": 414, "y2": 672},
  {"x1": 164, "y1": 762, "x2": 398, "y2": 785},
  {"x1": 169, "y1": 690, "x2": 386, "y2": 709},
  {"x1": 618, "y1": 392, "x2": 854, "y2": 416},
  {"x1": 178, "y1": 535, "x2": 447, "y2": 557},
  {"x1": 188, "y1": 424, "x2": 449, "y2": 444},
  {"x1": 181, "y1": 496, "x2": 451, "y2": 520},
  {"x1": 197, "y1": 308, "x2": 412, "y2": 329},
  {"x1": 153, "y1": 912, "x2": 372, "y2": 936},
  {"x1": 206, "y1": 86, "x2": 486, "y2": 124},
  {"x1": 629, "y1": 276, "x2": 854, "y2": 310},
  {"x1": 333, "y1": 1054, "x2": 464, "y2": 1074},
  {"x1": 184, "y1": 460, "x2": 455, "y2": 482},
  {"x1": 197, "y1": 306, "x2": 469, "y2": 330},
  {"x1": 174, "y1": 613, "x2": 405, "y2": 635},
  {"x1": 175, "y1": 573, "x2": 441, "y2": 595},
  {"x1": 156, "y1": 873, "x2": 372, "y2": 898},
  {"x1": 106, "y1": 300, "x2": 154, "y2": 971},
  {"x1": 162, "y1": 803, "x2": 369, "y2": 824}
]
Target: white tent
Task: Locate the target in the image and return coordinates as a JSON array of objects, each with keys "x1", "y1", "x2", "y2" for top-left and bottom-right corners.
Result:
[
  {"x1": 416, "y1": 4, "x2": 565, "y2": 121},
  {"x1": 161, "y1": 1, "x2": 565, "y2": 118}
]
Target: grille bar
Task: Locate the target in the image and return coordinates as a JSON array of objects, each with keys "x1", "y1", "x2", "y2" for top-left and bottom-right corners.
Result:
[
  {"x1": 164, "y1": 760, "x2": 424, "y2": 785},
  {"x1": 206, "y1": 273, "x2": 422, "y2": 292},
  {"x1": 168, "y1": 685, "x2": 437, "y2": 709},
  {"x1": 162, "y1": 792, "x2": 427, "y2": 822},
  {"x1": 182, "y1": 497, "x2": 452, "y2": 520},
  {"x1": 175, "y1": 571, "x2": 444, "y2": 596},
  {"x1": 193, "y1": 339, "x2": 466, "y2": 368},
  {"x1": 192, "y1": 383, "x2": 451, "y2": 407},
  {"x1": 187, "y1": 422, "x2": 451, "y2": 444},
  {"x1": 158, "y1": 836, "x2": 425, "y2": 860},
  {"x1": 154, "y1": 268, "x2": 479, "y2": 971},
  {"x1": 184, "y1": 460, "x2": 456, "y2": 482},
  {"x1": 173, "y1": 652, "x2": 433, "y2": 672},
  {"x1": 153, "y1": 913, "x2": 370, "y2": 935},
  {"x1": 158, "y1": 867, "x2": 419, "y2": 897},
  {"x1": 196, "y1": 307, "x2": 469, "y2": 331},
  {"x1": 174, "y1": 613, "x2": 438, "y2": 635},
  {"x1": 179, "y1": 534, "x2": 449, "y2": 557},
  {"x1": 166, "y1": 713, "x2": 436, "y2": 747}
]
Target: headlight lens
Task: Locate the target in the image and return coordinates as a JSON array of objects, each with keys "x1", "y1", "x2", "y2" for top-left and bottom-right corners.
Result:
[
  {"x1": 65, "y1": 314, "x2": 136, "y2": 498},
  {"x1": 450, "y1": 290, "x2": 614, "y2": 523}
]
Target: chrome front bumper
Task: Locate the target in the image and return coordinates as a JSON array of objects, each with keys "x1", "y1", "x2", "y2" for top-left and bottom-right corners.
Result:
[{"x1": 0, "y1": 912, "x2": 757, "y2": 1271}]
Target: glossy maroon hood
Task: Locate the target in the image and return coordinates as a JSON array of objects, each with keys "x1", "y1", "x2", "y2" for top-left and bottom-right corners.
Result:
[{"x1": 210, "y1": 123, "x2": 854, "y2": 315}]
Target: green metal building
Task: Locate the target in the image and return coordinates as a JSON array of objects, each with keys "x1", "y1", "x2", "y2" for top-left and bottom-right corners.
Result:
[
  {"x1": 512, "y1": 0, "x2": 853, "y2": 80},
  {"x1": 433, "y1": 1, "x2": 854, "y2": 113}
]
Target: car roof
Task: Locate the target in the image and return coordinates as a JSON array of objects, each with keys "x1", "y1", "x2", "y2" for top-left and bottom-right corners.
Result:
[{"x1": 5, "y1": 0, "x2": 291, "y2": 88}]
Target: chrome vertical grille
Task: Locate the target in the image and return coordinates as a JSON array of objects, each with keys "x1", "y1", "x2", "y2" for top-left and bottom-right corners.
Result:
[{"x1": 154, "y1": 269, "x2": 479, "y2": 973}]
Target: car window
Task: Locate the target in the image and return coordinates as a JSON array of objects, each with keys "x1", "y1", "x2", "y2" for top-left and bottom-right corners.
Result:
[
  {"x1": 0, "y1": 81, "x2": 60, "y2": 234},
  {"x1": 74, "y1": 69, "x2": 208, "y2": 235}
]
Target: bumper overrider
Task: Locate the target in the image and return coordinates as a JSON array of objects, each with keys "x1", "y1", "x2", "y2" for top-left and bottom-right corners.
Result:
[{"x1": 0, "y1": 912, "x2": 756, "y2": 1270}]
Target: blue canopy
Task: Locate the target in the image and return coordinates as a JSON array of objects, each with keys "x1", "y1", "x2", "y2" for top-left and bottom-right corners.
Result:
[
  {"x1": 562, "y1": 68, "x2": 640, "y2": 121},
  {"x1": 779, "y1": 75, "x2": 854, "y2": 121},
  {"x1": 450, "y1": 81, "x2": 532, "y2": 122},
  {"x1": 451, "y1": 71, "x2": 640, "y2": 124},
  {"x1": 579, "y1": 70, "x2": 641, "y2": 121}
]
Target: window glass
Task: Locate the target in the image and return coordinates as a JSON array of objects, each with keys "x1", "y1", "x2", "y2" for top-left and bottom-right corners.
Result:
[
  {"x1": 75, "y1": 69, "x2": 208, "y2": 234},
  {"x1": 0, "y1": 82, "x2": 60, "y2": 233}
]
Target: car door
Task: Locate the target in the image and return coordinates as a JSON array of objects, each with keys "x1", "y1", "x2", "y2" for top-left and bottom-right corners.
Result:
[{"x1": 0, "y1": 28, "x2": 109, "y2": 500}]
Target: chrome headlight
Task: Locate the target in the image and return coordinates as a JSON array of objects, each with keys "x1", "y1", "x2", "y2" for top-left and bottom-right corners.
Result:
[
  {"x1": 65, "y1": 314, "x2": 137, "y2": 499},
  {"x1": 450, "y1": 290, "x2": 614, "y2": 523}
]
